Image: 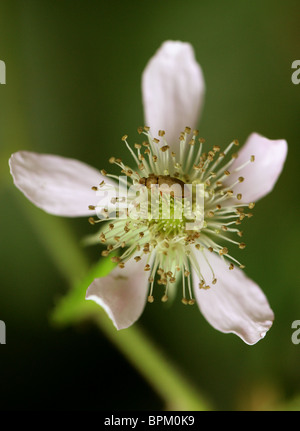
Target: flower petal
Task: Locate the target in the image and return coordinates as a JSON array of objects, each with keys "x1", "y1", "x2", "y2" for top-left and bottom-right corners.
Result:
[
  {"x1": 86, "y1": 256, "x2": 150, "y2": 330},
  {"x1": 9, "y1": 151, "x2": 117, "y2": 217},
  {"x1": 227, "y1": 133, "x2": 288, "y2": 202},
  {"x1": 192, "y1": 250, "x2": 274, "y2": 344},
  {"x1": 142, "y1": 40, "x2": 205, "y2": 151}
]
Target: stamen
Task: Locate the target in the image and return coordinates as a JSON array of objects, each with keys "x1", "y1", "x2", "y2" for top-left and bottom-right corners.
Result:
[{"x1": 88, "y1": 129, "x2": 255, "y2": 311}]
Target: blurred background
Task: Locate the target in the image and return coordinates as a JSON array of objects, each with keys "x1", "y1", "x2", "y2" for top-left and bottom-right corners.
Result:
[{"x1": 0, "y1": 0, "x2": 299, "y2": 411}]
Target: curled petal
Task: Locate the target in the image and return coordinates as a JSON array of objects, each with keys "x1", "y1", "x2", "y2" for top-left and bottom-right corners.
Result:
[
  {"x1": 86, "y1": 256, "x2": 150, "y2": 330},
  {"x1": 142, "y1": 40, "x2": 205, "y2": 151},
  {"x1": 192, "y1": 250, "x2": 274, "y2": 345},
  {"x1": 228, "y1": 133, "x2": 288, "y2": 202},
  {"x1": 9, "y1": 151, "x2": 117, "y2": 217}
]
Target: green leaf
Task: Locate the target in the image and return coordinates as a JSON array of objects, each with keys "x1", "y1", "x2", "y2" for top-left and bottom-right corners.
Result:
[{"x1": 51, "y1": 257, "x2": 115, "y2": 326}]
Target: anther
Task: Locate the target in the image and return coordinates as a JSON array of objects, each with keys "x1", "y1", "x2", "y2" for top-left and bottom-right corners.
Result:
[
  {"x1": 238, "y1": 176, "x2": 244, "y2": 182},
  {"x1": 219, "y1": 247, "x2": 228, "y2": 255},
  {"x1": 181, "y1": 298, "x2": 189, "y2": 305},
  {"x1": 249, "y1": 202, "x2": 255, "y2": 209},
  {"x1": 111, "y1": 256, "x2": 121, "y2": 263},
  {"x1": 88, "y1": 205, "x2": 96, "y2": 210},
  {"x1": 161, "y1": 295, "x2": 168, "y2": 303},
  {"x1": 148, "y1": 295, "x2": 154, "y2": 303},
  {"x1": 88, "y1": 217, "x2": 95, "y2": 225},
  {"x1": 239, "y1": 242, "x2": 246, "y2": 249},
  {"x1": 188, "y1": 299, "x2": 195, "y2": 305}
]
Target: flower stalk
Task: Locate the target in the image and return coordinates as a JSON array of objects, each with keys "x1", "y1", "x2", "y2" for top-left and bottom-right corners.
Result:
[{"x1": 16, "y1": 190, "x2": 210, "y2": 410}]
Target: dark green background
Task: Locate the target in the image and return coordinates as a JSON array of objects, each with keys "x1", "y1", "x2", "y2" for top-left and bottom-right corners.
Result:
[{"x1": 0, "y1": 0, "x2": 299, "y2": 410}]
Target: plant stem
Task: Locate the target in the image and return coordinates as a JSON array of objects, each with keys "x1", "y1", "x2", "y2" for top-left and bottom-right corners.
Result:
[{"x1": 17, "y1": 192, "x2": 210, "y2": 411}]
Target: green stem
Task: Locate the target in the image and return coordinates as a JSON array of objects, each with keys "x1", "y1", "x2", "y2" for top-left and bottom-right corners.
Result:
[
  {"x1": 16, "y1": 192, "x2": 210, "y2": 411},
  {"x1": 94, "y1": 312, "x2": 209, "y2": 410},
  {"x1": 17, "y1": 193, "x2": 90, "y2": 285}
]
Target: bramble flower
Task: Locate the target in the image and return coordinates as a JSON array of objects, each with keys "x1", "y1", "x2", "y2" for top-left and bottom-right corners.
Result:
[{"x1": 9, "y1": 41, "x2": 287, "y2": 344}]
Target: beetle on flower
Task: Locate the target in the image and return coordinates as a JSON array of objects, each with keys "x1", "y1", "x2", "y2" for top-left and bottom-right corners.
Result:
[{"x1": 9, "y1": 41, "x2": 287, "y2": 345}]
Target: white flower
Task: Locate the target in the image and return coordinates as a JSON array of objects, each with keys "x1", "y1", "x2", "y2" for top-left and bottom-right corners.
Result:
[{"x1": 9, "y1": 41, "x2": 287, "y2": 344}]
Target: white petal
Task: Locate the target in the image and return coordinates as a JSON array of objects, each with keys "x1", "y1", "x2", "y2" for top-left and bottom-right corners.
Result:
[
  {"x1": 86, "y1": 256, "x2": 150, "y2": 330},
  {"x1": 9, "y1": 151, "x2": 117, "y2": 217},
  {"x1": 227, "y1": 133, "x2": 288, "y2": 202},
  {"x1": 192, "y1": 250, "x2": 274, "y2": 344},
  {"x1": 142, "y1": 40, "x2": 205, "y2": 151}
]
